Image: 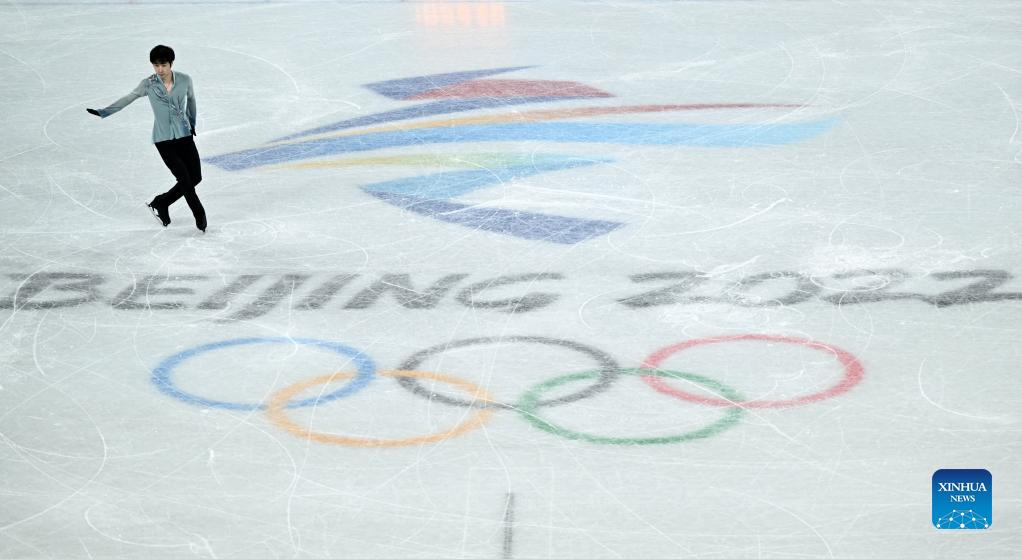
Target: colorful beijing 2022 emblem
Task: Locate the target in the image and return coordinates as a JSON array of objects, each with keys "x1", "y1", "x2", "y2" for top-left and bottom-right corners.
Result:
[{"x1": 208, "y1": 67, "x2": 837, "y2": 244}]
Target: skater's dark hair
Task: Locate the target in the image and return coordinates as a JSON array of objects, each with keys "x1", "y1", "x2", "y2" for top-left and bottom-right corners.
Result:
[{"x1": 150, "y1": 45, "x2": 175, "y2": 65}]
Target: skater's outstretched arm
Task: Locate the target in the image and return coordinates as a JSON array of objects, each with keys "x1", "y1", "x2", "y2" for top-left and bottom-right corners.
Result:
[{"x1": 86, "y1": 78, "x2": 148, "y2": 118}]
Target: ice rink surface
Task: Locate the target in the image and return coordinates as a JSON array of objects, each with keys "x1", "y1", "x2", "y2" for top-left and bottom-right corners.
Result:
[{"x1": 2, "y1": 1, "x2": 1021, "y2": 557}]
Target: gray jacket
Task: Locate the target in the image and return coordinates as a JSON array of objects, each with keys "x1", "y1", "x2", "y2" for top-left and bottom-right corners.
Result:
[{"x1": 96, "y1": 71, "x2": 196, "y2": 143}]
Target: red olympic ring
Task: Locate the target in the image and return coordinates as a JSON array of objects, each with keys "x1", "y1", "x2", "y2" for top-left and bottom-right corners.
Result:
[{"x1": 640, "y1": 334, "x2": 864, "y2": 408}]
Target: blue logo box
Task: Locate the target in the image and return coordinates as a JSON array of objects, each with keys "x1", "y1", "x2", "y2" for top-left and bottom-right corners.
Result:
[{"x1": 933, "y1": 469, "x2": 991, "y2": 529}]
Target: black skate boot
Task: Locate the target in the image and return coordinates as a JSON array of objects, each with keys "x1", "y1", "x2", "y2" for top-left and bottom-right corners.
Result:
[{"x1": 147, "y1": 196, "x2": 170, "y2": 227}]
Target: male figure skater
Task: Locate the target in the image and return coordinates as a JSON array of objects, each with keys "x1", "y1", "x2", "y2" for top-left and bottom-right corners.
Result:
[{"x1": 87, "y1": 45, "x2": 206, "y2": 232}]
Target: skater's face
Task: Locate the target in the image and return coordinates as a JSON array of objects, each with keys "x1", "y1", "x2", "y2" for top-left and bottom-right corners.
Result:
[{"x1": 152, "y1": 61, "x2": 173, "y2": 80}]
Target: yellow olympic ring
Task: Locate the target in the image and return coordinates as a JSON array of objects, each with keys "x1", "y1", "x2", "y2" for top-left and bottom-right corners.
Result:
[{"x1": 265, "y1": 370, "x2": 496, "y2": 447}]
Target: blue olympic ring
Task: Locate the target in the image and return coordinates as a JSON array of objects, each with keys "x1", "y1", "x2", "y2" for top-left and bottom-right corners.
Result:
[{"x1": 151, "y1": 337, "x2": 375, "y2": 411}]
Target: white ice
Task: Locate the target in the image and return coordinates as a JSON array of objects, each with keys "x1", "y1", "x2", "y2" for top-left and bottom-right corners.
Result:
[{"x1": 1, "y1": 1, "x2": 1021, "y2": 558}]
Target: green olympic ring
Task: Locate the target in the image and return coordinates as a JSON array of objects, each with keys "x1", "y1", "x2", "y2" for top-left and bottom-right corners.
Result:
[{"x1": 515, "y1": 368, "x2": 745, "y2": 446}]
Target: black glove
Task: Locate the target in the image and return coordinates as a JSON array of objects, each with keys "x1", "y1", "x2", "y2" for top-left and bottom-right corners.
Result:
[
  {"x1": 86, "y1": 108, "x2": 100, "y2": 116},
  {"x1": 191, "y1": 127, "x2": 196, "y2": 137}
]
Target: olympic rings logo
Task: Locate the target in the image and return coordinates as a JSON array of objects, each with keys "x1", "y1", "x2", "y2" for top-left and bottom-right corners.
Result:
[{"x1": 152, "y1": 334, "x2": 865, "y2": 447}]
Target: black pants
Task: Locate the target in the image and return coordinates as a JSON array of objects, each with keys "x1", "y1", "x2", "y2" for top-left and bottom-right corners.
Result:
[{"x1": 155, "y1": 136, "x2": 206, "y2": 230}]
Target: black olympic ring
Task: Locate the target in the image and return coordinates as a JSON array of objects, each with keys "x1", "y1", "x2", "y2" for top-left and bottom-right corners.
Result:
[{"x1": 396, "y1": 336, "x2": 621, "y2": 410}]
